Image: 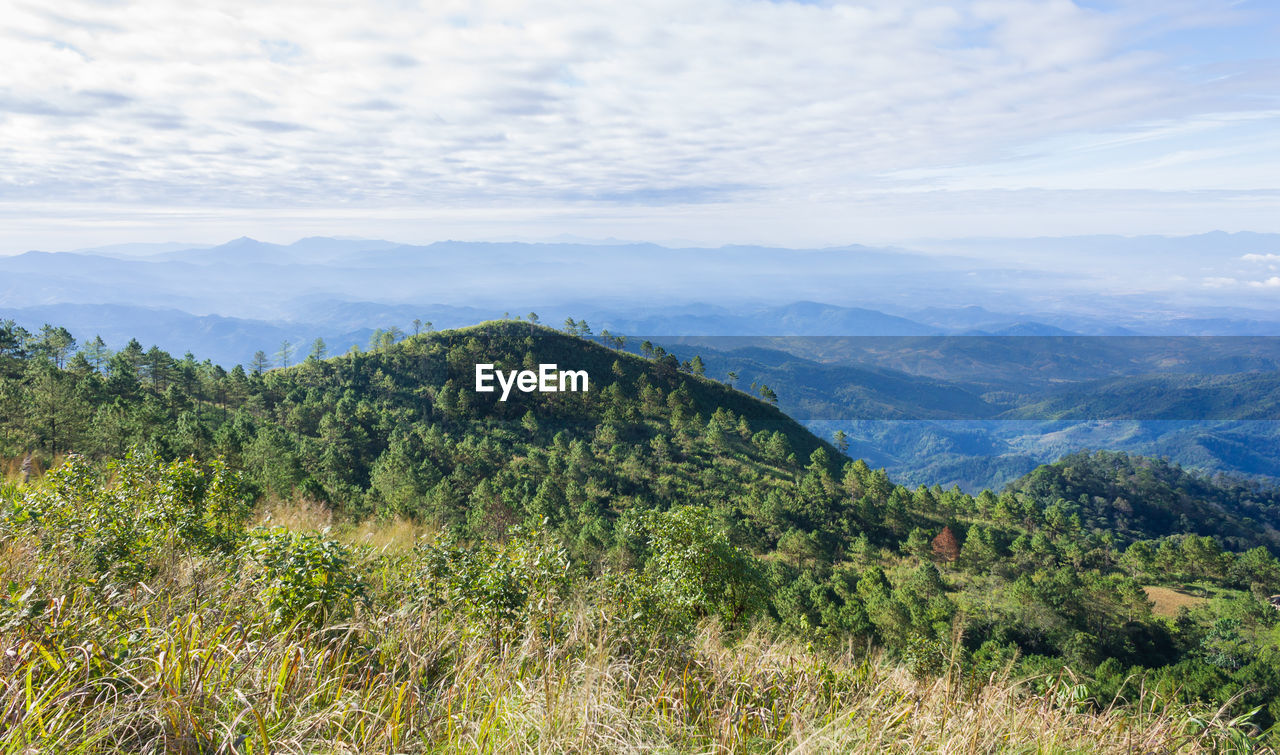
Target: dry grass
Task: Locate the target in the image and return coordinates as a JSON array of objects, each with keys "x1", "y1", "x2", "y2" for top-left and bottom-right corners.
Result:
[
  {"x1": 0, "y1": 531, "x2": 1266, "y2": 754},
  {"x1": 254, "y1": 496, "x2": 336, "y2": 532},
  {"x1": 0, "y1": 455, "x2": 53, "y2": 483},
  {"x1": 0, "y1": 465, "x2": 1265, "y2": 753},
  {"x1": 338, "y1": 515, "x2": 436, "y2": 552},
  {"x1": 254, "y1": 498, "x2": 436, "y2": 552},
  {"x1": 1144, "y1": 585, "x2": 1211, "y2": 618}
]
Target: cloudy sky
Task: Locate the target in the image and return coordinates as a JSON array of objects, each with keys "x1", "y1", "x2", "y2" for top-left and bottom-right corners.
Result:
[{"x1": 1, "y1": 0, "x2": 1277, "y2": 251}]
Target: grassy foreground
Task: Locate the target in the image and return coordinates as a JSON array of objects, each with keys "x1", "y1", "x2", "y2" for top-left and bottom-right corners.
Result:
[
  {"x1": 0, "y1": 462, "x2": 1266, "y2": 753},
  {"x1": 0, "y1": 561, "x2": 1257, "y2": 753}
]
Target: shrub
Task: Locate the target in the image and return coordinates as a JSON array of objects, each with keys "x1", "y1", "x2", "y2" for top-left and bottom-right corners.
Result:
[
  {"x1": 409, "y1": 528, "x2": 570, "y2": 641},
  {"x1": 242, "y1": 527, "x2": 365, "y2": 627},
  {"x1": 623, "y1": 505, "x2": 767, "y2": 630},
  {"x1": 593, "y1": 568, "x2": 686, "y2": 654},
  {"x1": 4, "y1": 450, "x2": 251, "y2": 581}
]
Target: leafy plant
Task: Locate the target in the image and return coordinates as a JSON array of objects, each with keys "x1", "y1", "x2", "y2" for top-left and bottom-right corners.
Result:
[
  {"x1": 623, "y1": 505, "x2": 767, "y2": 630},
  {"x1": 409, "y1": 528, "x2": 570, "y2": 642},
  {"x1": 242, "y1": 527, "x2": 365, "y2": 627},
  {"x1": 7, "y1": 450, "x2": 251, "y2": 581}
]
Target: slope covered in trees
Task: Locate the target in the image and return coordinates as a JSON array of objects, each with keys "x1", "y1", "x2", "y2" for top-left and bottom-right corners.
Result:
[
  {"x1": 1007, "y1": 450, "x2": 1280, "y2": 551},
  {"x1": 4, "y1": 316, "x2": 1280, "y2": 744},
  {"x1": 1, "y1": 319, "x2": 841, "y2": 557},
  {"x1": 0, "y1": 452, "x2": 1259, "y2": 752}
]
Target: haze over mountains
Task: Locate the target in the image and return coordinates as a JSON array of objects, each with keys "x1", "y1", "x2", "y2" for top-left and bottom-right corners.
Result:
[
  {"x1": 5, "y1": 232, "x2": 1280, "y2": 364},
  {"x1": 4, "y1": 233, "x2": 1280, "y2": 491}
]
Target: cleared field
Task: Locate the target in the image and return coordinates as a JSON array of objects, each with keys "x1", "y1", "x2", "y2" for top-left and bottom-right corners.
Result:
[{"x1": 1144, "y1": 585, "x2": 1210, "y2": 617}]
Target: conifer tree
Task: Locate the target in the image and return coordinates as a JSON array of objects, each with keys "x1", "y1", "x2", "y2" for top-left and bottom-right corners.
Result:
[{"x1": 931, "y1": 526, "x2": 960, "y2": 563}]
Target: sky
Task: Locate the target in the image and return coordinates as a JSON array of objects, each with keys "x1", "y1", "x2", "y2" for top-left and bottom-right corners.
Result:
[{"x1": 1, "y1": 0, "x2": 1278, "y2": 252}]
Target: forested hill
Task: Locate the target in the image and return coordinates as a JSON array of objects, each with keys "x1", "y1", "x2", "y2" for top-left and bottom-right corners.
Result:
[
  {"x1": 1, "y1": 319, "x2": 844, "y2": 556},
  {"x1": 1006, "y1": 450, "x2": 1280, "y2": 551},
  {"x1": 7, "y1": 316, "x2": 1280, "y2": 738},
  {"x1": 4, "y1": 318, "x2": 1280, "y2": 557},
  {"x1": 221, "y1": 320, "x2": 843, "y2": 531}
]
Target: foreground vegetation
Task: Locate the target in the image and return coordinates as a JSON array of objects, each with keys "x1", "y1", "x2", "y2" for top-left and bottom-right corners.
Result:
[
  {"x1": 0, "y1": 456, "x2": 1265, "y2": 752},
  {"x1": 3, "y1": 318, "x2": 1280, "y2": 749}
]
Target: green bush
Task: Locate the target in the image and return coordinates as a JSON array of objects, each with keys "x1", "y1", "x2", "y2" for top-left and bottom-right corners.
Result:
[
  {"x1": 623, "y1": 505, "x2": 767, "y2": 630},
  {"x1": 4, "y1": 450, "x2": 251, "y2": 581},
  {"x1": 409, "y1": 529, "x2": 570, "y2": 641},
  {"x1": 593, "y1": 568, "x2": 686, "y2": 653},
  {"x1": 902, "y1": 635, "x2": 950, "y2": 681},
  {"x1": 242, "y1": 527, "x2": 365, "y2": 627}
]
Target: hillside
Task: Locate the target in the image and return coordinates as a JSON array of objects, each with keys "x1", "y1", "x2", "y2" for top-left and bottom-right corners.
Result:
[
  {"x1": 4, "y1": 316, "x2": 1280, "y2": 746},
  {"x1": 1005, "y1": 372, "x2": 1280, "y2": 421},
  {"x1": 669, "y1": 336, "x2": 1280, "y2": 489},
  {"x1": 1, "y1": 319, "x2": 843, "y2": 558},
  {"x1": 9, "y1": 236, "x2": 1280, "y2": 494},
  {"x1": 228, "y1": 320, "x2": 841, "y2": 551},
  {"x1": 1006, "y1": 450, "x2": 1280, "y2": 551},
  {"x1": 0, "y1": 457, "x2": 1254, "y2": 751}
]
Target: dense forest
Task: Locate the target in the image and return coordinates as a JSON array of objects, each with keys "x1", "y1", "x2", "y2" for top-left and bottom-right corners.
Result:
[{"x1": 2, "y1": 316, "x2": 1280, "y2": 749}]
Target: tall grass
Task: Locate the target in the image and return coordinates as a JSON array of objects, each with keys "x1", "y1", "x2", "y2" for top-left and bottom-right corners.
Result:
[
  {"x1": 0, "y1": 530, "x2": 1263, "y2": 754},
  {"x1": 0, "y1": 459, "x2": 1267, "y2": 754},
  {"x1": 0, "y1": 454, "x2": 53, "y2": 484}
]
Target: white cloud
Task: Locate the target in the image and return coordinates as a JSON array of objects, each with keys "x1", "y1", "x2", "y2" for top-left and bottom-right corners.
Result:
[
  {"x1": 1247, "y1": 276, "x2": 1280, "y2": 288},
  {"x1": 1202, "y1": 277, "x2": 1239, "y2": 288},
  {"x1": 0, "y1": 0, "x2": 1275, "y2": 246},
  {"x1": 1243, "y1": 253, "x2": 1280, "y2": 262}
]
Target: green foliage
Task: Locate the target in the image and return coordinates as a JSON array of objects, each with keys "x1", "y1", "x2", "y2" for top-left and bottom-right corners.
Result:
[
  {"x1": 901, "y1": 635, "x2": 951, "y2": 681},
  {"x1": 1008, "y1": 450, "x2": 1280, "y2": 551},
  {"x1": 623, "y1": 505, "x2": 767, "y2": 629},
  {"x1": 5, "y1": 450, "x2": 250, "y2": 581},
  {"x1": 591, "y1": 567, "x2": 685, "y2": 653},
  {"x1": 242, "y1": 527, "x2": 365, "y2": 627},
  {"x1": 6, "y1": 321, "x2": 1280, "y2": 734},
  {"x1": 0, "y1": 321, "x2": 836, "y2": 551},
  {"x1": 408, "y1": 529, "x2": 570, "y2": 640},
  {"x1": 1200, "y1": 618, "x2": 1250, "y2": 670}
]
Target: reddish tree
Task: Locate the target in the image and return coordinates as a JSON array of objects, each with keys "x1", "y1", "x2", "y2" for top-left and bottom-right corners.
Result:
[{"x1": 932, "y1": 526, "x2": 961, "y2": 563}]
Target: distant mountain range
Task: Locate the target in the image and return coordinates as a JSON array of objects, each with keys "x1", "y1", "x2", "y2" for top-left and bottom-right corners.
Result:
[
  {"x1": 5, "y1": 233, "x2": 1280, "y2": 490},
  {"x1": 5, "y1": 233, "x2": 1280, "y2": 329}
]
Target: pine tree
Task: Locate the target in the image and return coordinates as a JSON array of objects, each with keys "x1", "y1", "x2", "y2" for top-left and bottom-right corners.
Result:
[
  {"x1": 84, "y1": 335, "x2": 111, "y2": 371},
  {"x1": 308, "y1": 338, "x2": 327, "y2": 362},
  {"x1": 931, "y1": 526, "x2": 960, "y2": 563}
]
